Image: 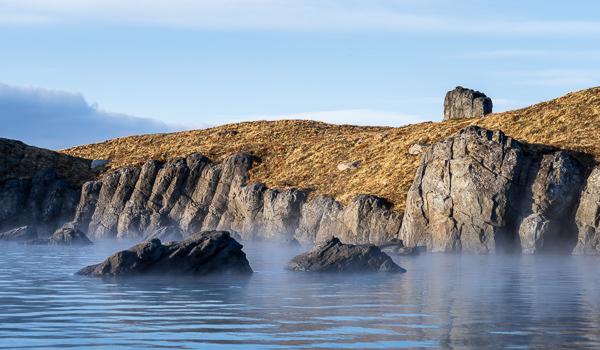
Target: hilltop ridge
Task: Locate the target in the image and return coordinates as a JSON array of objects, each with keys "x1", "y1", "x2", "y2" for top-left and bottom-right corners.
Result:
[{"x1": 60, "y1": 87, "x2": 600, "y2": 212}]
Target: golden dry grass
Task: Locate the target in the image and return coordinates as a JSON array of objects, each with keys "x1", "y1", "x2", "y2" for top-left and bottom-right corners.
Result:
[{"x1": 60, "y1": 86, "x2": 600, "y2": 213}]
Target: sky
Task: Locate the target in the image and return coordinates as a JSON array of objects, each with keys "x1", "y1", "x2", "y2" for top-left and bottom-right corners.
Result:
[{"x1": 1, "y1": 0, "x2": 599, "y2": 150}]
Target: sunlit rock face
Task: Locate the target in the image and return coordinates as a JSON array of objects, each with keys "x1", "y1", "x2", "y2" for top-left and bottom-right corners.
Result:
[
  {"x1": 76, "y1": 230, "x2": 252, "y2": 277},
  {"x1": 574, "y1": 168, "x2": 600, "y2": 254},
  {"x1": 401, "y1": 126, "x2": 584, "y2": 254},
  {"x1": 74, "y1": 153, "x2": 401, "y2": 245}
]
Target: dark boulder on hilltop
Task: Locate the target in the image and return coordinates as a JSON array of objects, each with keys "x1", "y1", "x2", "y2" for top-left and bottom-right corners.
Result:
[
  {"x1": 76, "y1": 230, "x2": 252, "y2": 277},
  {"x1": 443, "y1": 86, "x2": 492, "y2": 121},
  {"x1": 285, "y1": 237, "x2": 405, "y2": 273}
]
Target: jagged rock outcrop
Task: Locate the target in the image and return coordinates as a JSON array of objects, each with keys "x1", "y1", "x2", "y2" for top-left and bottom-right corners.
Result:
[
  {"x1": 401, "y1": 125, "x2": 584, "y2": 254},
  {"x1": 76, "y1": 231, "x2": 252, "y2": 277},
  {"x1": 0, "y1": 226, "x2": 38, "y2": 242},
  {"x1": 574, "y1": 168, "x2": 600, "y2": 254},
  {"x1": 284, "y1": 236, "x2": 405, "y2": 273},
  {"x1": 74, "y1": 153, "x2": 401, "y2": 244},
  {"x1": 443, "y1": 87, "x2": 492, "y2": 121},
  {"x1": 0, "y1": 170, "x2": 81, "y2": 236}
]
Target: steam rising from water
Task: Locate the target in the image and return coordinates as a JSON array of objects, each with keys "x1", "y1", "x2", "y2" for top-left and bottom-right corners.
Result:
[{"x1": 1, "y1": 237, "x2": 600, "y2": 349}]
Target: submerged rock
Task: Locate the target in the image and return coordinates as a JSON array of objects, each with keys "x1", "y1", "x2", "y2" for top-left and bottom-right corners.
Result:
[
  {"x1": 0, "y1": 226, "x2": 38, "y2": 242},
  {"x1": 49, "y1": 228, "x2": 94, "y2": 246},
  {"x1": 378, "y1": 238, "x2": 420, "y2": 256},
  {"x1": 76, "y1": 230, "x2": 253, "y2": 277},
  {"x1": 284, "y1": 237, "x2": 405, "y2": 273},
  {"x1": 281, "y1": 237, "x2": 300, "y2": 247}
]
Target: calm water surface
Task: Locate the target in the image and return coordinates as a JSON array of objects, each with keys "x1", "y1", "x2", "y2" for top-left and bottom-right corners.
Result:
[{"x1": 1, "y1": 240, "x2": 600, "y2": 349}]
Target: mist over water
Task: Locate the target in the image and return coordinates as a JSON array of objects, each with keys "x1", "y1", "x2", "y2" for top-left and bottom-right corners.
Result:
[{"x1": 1, "y1": 239, "x2": 600, "y2": 349}]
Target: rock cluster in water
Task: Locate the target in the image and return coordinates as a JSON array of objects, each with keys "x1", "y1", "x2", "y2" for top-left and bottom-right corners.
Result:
[
  {"x1": 285, "y1": 237, "x2": 405, "y2": 272},
  {"x1": 76, "y1": 230, "x2": 252, "y2": 277}
]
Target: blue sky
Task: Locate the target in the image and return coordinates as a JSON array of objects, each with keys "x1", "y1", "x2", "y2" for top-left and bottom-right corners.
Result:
[{"x1": 1, "y1": 0, "x2": 599, "y2": 150}]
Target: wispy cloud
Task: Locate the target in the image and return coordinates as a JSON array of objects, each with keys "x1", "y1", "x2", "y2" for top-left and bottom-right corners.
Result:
[
  {"x1": 496, "y1": 69, "x2": 600, "y2": 87},
  {"x1": 1, "y1": 1, "x2": 599, "y2": 37},
  {"x1": 225, "y1": 109, "x2": 429, "y2": 128},
  {"x1": 0, "y1": 82, "x2": 207, "y2": 150},
  {"x1": 457, "y1": 49, "x2": 600, "y2": 59}
]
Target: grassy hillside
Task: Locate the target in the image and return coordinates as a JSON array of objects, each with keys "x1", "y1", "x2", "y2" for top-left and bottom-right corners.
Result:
[{"x1": 60, "y1": 87, "x2": 600, "y2": 212}]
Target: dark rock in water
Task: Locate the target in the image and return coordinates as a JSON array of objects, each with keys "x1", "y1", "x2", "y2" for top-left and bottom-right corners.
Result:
[
  {"x1": 143, "y1": 226, "x2": 186, "y2": 242},
  {"x1": 443, "y1": 86, "x2": 492, "y2": 121},
  {"x1": 285, "y1": 237, "x2": 405, "y2": 273},
  {"x1": 49, "y1": 228, "x2": 94, "y2": 246},
  {"x1": 23, "y1": 238, "x2": 50, "y2": 245},
  {"x1": 281, "y1": 237, "x2": 300, "y2": 247},
  {"x1": 381, "y1": 246, "x2": 420, "y2": 256},
  {"x1": 76, "y1": 231, "x2": 253, "y2": 277},
  {"x1": 378, "y1": 238, "x2": 420, "y2": 256},
  {"x1": 0, "y1": 226, "x2": 38, "y2": 242}
]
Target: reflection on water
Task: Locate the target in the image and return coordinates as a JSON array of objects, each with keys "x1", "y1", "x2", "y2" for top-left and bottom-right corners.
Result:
[{"x1": 1, "y1": 240, "x2": 600, "y2": 349}]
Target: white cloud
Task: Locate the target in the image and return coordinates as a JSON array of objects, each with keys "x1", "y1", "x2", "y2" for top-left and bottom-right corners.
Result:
[
  {"x1": 1, "y1": 0, "x2": 599, "y2": 36},
  {"x1": 0, "y1": 82, "x2": 207, "y2": 150}
]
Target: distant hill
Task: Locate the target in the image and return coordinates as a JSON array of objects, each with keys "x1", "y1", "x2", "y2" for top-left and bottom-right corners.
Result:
[{"x1": 60, "y1": 87, "x2": 600, "y2": 212}]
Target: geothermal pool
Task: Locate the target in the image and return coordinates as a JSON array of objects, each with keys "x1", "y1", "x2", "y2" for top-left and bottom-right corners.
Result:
[{"x1": 1, "y1": 240, "x2": 600, "y2": 349}]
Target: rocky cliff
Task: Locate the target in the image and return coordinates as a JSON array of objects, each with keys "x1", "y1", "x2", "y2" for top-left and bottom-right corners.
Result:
[
  {"x1": 401, "y1": 125, "x2": 586, "y2": 254},
  {"x1": 72, "y1": 153, "x2": 402, "y2": 244}
]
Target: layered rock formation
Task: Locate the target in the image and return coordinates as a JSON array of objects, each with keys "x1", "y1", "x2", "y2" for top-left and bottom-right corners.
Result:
[
  {"x1": 76, "y1": 231, "x2": 252, "y2": 277},
  {"x1": 401, "y1": 126, "x2": 584, "y2": 254},
  {"x1": 284, "y1": 236, "x2": 405, "y2": 273},
  {"x1": 443, "y1": 87, "x2": 493, "y2": 121},
  {"x1": 73, "y1": 154, "x2": 401, "y2": 244}
]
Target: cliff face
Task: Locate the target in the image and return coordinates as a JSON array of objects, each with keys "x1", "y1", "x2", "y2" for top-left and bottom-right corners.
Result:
[
  {"x1": 0, "y1": 169, "x2": 81, "y2": 236},
  {"x1": 0, "y1": 139, "x2": 99, "y2": 236},
  {"x1": 73, "y1": 153, "x2": 402, "y2": 244},
  {"x1": 401, "y1": 126, "x2": 585, "y2": 254}
]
